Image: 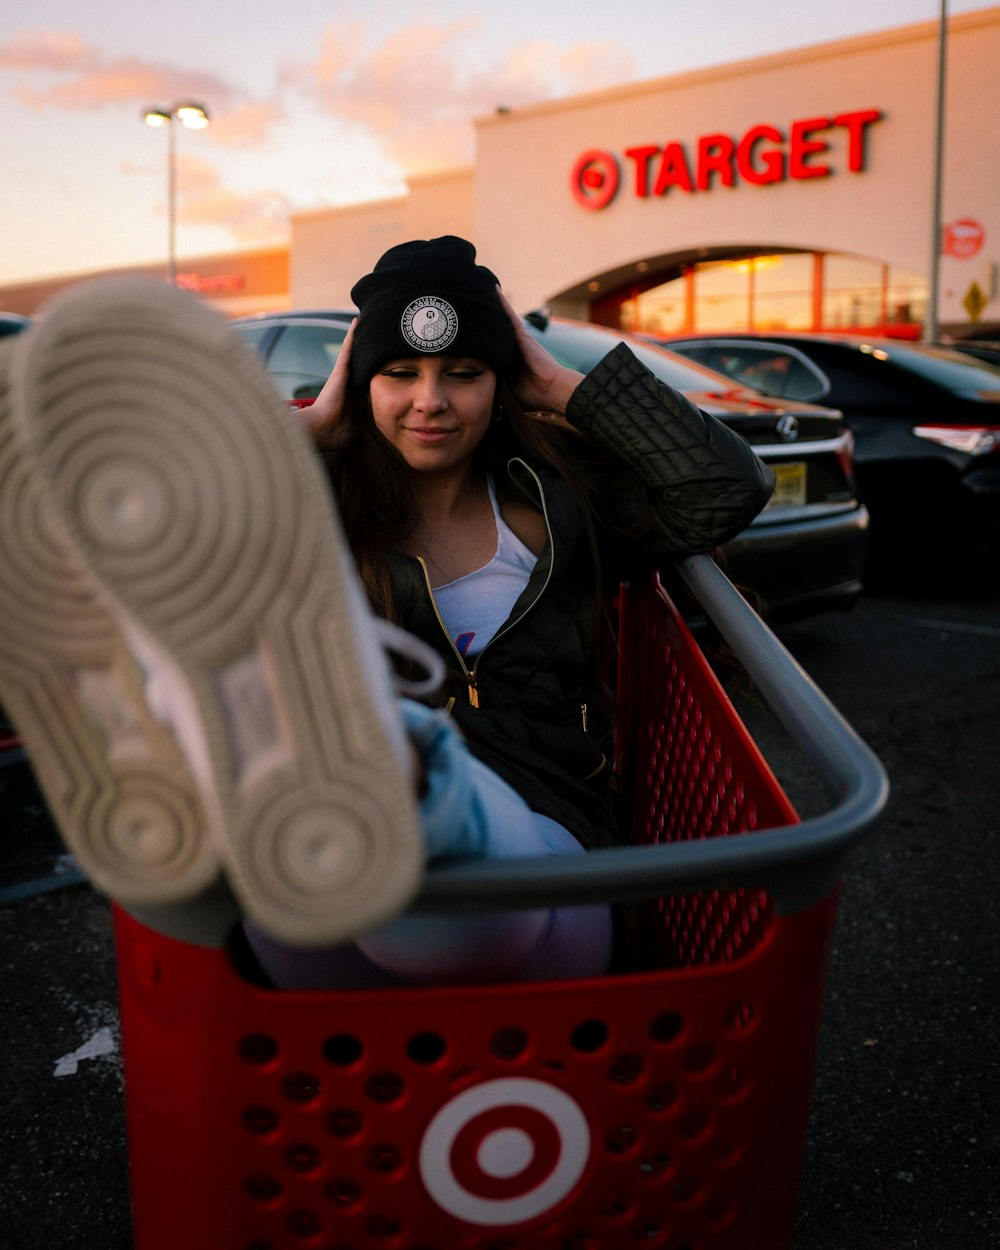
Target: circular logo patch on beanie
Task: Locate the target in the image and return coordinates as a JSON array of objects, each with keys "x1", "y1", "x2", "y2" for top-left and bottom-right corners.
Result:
[{"x1": 400, "y1": 296, "x2": 459, "y2": 353}]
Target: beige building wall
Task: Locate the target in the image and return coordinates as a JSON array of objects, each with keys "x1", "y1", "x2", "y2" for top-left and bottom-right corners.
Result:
[
  {"x1": 474, "y1": 8, "x2": 999, "y2": 325},
  {"x1": 0, "y1": 247, "x2": 290, "y2": 318},
  {"x1": 289, "y1": 7, "x2": 999, "y2": 332},
  {"x1": 291, "y1": 169, "x2": 475, "y2": 308},
  {"x1": 7, "y1": 10, "x2": 993, "y2": 329}
]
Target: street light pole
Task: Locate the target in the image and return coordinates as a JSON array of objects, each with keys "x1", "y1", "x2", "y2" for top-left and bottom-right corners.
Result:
[
  {"x1": 142, "y1": 102, "x2": 211, "y2": 285},
  {"x1": 926, "y1": 0, "x2": 948, "y2": 341},
  {"x1": 167, "y1": 114, "x2": 177, "y2": 285}
]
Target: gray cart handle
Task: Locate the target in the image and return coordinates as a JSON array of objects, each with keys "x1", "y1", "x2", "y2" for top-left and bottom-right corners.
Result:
[{"x1": 414, "y1": 554, "x2": 889, "y2": 917}]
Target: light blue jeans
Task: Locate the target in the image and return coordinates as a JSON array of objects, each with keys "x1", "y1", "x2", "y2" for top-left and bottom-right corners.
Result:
[{"x1": 244, "y1": 700, "x2": 613, "y2": 988}]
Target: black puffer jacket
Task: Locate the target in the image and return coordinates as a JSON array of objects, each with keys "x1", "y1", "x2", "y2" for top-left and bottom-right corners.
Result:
[{"x1": 389, "y1": 343, "x2": 775, "y2": 849}]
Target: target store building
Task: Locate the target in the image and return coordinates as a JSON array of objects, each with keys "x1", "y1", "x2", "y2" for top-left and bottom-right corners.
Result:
[
  {"x1": 1, "y1": 8, "x2": 997, "y2": 338},
  {"x1": 291, "y1": 6, "x2": 1000, "y2": 339}
]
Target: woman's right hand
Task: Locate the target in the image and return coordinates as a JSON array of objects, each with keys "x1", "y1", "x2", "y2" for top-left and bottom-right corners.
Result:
[{"x1": 299, "y1": 318, "x2": 357, "y2": 448}]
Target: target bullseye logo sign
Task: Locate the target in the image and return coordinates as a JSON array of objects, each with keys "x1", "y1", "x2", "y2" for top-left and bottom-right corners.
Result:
[
  {"x1": 570, "y1": 150, "x2": 620, "y2": 210},
  {"x1": 419, "y1": 1078, "x2": 591, "y2": 1225}
]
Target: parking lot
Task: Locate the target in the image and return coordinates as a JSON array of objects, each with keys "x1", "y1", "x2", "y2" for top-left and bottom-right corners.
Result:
[{"x1": 1, "y1": 576, "x2": 997, "y2": 1250}]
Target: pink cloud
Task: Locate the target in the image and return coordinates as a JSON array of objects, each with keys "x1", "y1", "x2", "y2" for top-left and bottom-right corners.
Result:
[
  {"x1": 0, "y1": 30, "x2": 94, "y2": 71},
  {"x1": 205, "y1": 101, "x2": 287, "y2": 150},
  {"x1": 10, "y1": 58, "x2": 234, "y2": 112},
  {"x1": 294, "y1": 18, "x2": 635, "y2": 171},
  {"x1": 184, "y1": 190, "x2": 290, "y2": 243},
  {"x1": 0, "y1": 28, "x2": 281, "y2": 150},
  {"x1": 502, "y1": 39, "x2": 635, "y2": 94},
  {"x1": 148, "y1": 152, "x2": 292, "y2": 244}
]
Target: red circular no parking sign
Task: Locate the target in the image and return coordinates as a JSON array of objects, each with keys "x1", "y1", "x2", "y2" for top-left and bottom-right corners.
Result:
[{"x1": 942, "y1": 218, "x2": 985, "y2": 258}]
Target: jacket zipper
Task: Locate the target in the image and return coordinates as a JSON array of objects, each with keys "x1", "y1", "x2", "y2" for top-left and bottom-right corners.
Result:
[
  {"x1": 415, "y1": 556, "x2": 476, "y2": 700},
  {"x1": 416, "y1": 460, "x2": 556, "y2": 709}
]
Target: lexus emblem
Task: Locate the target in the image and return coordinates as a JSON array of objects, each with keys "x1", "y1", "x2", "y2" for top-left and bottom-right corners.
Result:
[{"x1": 776, "y1": 415, "x2": 799, "y2": 442}]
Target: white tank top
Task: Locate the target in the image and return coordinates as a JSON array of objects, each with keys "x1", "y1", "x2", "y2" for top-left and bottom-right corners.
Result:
[{"x1": 433, "y1": 477, "x2": 538, "y2": 659}]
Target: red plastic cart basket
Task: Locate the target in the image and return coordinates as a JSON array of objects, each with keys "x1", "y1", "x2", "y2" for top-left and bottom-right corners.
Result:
[{"x1": 114, "y1": 555, "x2": 887, "y2": 1250}]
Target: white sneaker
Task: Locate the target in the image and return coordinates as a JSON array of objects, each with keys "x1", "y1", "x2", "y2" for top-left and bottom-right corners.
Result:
[
  {"x1": 9, "y1": 276, "x2": 433, "y2": 947},
  {"x1": 0, "y1": 336, "x2": 219, "y2": 907}
]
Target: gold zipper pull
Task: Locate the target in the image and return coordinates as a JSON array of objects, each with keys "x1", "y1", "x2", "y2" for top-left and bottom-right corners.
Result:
[{"x1": 468, "y1": 674, "x2": 480, "y2": 708}]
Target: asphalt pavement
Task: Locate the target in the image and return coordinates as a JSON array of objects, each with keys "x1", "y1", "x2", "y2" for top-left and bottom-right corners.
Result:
[{"x1": 0, "y1": 578, "x2": 997, "y2": 1249}]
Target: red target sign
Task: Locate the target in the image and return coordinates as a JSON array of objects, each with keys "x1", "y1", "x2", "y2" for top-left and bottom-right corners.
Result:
[
  {"x1": 419, "y1": 1078, "x2": 591, "y2": 1225},
  {"x1": 570, "y1": 150, "x2": 620, "y2": 210}
]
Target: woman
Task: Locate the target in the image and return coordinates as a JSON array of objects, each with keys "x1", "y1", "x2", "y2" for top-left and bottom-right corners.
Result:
[
  {"x1": 244, "y1": 236, "x2": 774, "y2": 985},
  {"x1": 0, "y1": 241, "x2": 772, "y2": 987},
  {"x1": 313, "y1": 237, "x2": 772, "y2": 852}
]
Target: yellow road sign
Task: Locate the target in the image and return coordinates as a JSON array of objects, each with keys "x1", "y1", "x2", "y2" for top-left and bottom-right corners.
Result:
[{"x1": 963, "y1": 281, "x2": 987, "y2": 323}]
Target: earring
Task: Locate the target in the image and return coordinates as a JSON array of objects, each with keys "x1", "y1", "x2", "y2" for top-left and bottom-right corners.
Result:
[{"x1": 493, "y1": 404, "x2": 504, "y2": 425}]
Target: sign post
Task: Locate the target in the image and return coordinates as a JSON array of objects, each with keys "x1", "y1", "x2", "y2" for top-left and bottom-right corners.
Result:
[{"x1": 926, "y1": 0, "x2": 948, "y2": 341}]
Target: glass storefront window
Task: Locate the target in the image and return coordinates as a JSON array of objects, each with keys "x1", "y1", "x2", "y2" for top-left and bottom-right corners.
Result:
[
  {"x1": 624, "y1": 284, "x2": 687, "y2": 335},
  {"x1": 886, "y1": 264, "x2": 928, "y2": 326},
  {"x1": 693, "y1": 260, "x2": 750, "y2": 331},
  {"x1": 632, "y1": 254, "x2": 813, "y2": 333},
  {"x1": 622, "y1": 250, "x2": 925, "y2": 338},
  {"x1": 822, "y1": 254, "x2": 883, "y2": 328},
  {"x1": 751, "y1": 254, "x2": 813, "y2": 330}
]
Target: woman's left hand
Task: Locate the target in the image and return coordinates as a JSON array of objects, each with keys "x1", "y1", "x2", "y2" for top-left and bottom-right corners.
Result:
[{"x1": 497, "y1": 287, "x2": 585, "y2": 415}]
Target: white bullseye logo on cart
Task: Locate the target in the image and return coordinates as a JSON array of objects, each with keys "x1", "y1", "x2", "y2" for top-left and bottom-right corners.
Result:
[{"x1": 418, "y1": 1078, "x2": 591, "y2": 1226}]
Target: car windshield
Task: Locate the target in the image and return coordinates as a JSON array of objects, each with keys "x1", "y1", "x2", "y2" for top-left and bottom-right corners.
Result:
[
  {"x1": 865, "y1": 341, "x2": 1000, "y2": 393},
  {"x1": 525, "y1": 318, "x2": 737, "y2": 393}
]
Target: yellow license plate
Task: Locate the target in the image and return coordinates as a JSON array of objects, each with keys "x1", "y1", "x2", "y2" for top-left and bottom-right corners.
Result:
[{"x1": 766, "y1": 461, "x2": 807, "y2": 509}]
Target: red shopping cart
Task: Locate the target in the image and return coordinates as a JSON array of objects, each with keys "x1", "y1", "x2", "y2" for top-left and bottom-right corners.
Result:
[{"x1": 113, "y1": 555, "x2": 887, "y2": 1250}]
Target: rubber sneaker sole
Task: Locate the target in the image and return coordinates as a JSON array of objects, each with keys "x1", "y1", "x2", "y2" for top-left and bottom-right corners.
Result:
[
  {"x1": 10, "y1": 277, "x2": 424, "y2": 947},
  {"x1": 0, "y1": 337, "x2": 220, "y2": 906}
]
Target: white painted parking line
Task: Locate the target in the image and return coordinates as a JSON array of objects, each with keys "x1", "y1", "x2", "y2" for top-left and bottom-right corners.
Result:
[
  {"x1": 53, "y1": 1027, "x2": 116, "y2": 1077},
  {"x1": 902, "y1": 616, "x2": 1000, "y2": 639}
]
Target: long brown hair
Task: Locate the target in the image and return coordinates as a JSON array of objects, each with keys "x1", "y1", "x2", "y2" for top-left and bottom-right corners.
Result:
[
  {"x1": 316, "y1": 367, "x2": 756, "y2": 710},
  {"x1": 315, "y1": 376, "x2": 612, "y2": 624}
]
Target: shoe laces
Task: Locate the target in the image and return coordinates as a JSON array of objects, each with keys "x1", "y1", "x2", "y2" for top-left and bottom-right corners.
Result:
[{"x1": 374, "y1": 618, "x2": 446, "y2": 698}]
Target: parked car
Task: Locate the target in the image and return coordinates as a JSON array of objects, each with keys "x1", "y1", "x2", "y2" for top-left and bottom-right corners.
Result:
[
  {"x1": 0, "y1": 313, "x2": 29, "y2": 340},
  {"x1": 230, "y1": 310, "x2": 354, "y2": 401},
  {"x1": 940, "y1": 338, "x2": 1000, "y2": 368},
  {"x1": 231, "y1": 310, "x2": 869, "y2": 621},
  {"x1": 664, "y1": 333, "x2": 1000, "y2": 582}
]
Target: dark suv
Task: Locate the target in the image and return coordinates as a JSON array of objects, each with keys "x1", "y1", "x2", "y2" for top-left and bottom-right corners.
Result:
[{"x1": 231, "y1": 310, "x2": 869, "y2": 621}]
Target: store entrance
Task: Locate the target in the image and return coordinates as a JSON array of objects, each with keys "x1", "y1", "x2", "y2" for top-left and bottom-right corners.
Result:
[{"x1": 587, "y1": 247, "x2": 927, "y2": 340}]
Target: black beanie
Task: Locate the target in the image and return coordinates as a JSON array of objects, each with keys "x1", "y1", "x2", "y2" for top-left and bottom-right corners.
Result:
[{"x1": 349, "y1": 236, "x2": 519, "y2": 388}]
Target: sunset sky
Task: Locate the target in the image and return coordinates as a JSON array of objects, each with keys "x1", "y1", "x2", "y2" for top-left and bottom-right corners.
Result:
[{"x1": 1, "y1": 1, "x2": 987, "y2": 285}]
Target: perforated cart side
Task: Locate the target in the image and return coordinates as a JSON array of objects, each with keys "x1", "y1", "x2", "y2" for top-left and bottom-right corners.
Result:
[{"x1": 114, "y1": 555, "x2": 888, "y2": 1250}]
